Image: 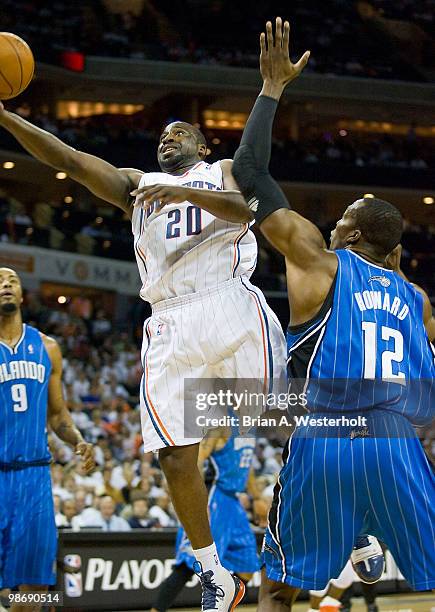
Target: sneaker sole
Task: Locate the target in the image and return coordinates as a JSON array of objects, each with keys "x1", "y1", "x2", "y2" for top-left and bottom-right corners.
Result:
[{"x1": 229, "y1": 577, "x2": 246, "y2": 612}]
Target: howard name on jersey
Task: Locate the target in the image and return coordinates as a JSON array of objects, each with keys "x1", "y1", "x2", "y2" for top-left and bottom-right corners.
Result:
[{"x1": 132, "y1": 160, "x2": 257, "y2": 305}]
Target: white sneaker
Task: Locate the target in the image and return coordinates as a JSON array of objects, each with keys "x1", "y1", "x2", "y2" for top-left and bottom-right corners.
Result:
[
  {"x1": 351, "y1": 534, "x2": 385, "y2": 583},
  {"x1": 194, "y1": 562, "x2": 245, "y2": 612}
]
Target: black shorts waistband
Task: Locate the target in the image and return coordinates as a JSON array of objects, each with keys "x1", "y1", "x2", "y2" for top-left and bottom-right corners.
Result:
[{"x1": 0, "y1": 458, "x2": 51, "y2": 471}]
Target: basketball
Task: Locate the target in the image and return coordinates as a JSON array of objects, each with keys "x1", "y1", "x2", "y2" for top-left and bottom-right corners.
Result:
[{"x1": 0, "y1": 32, "x2": 34, "y2": 100}]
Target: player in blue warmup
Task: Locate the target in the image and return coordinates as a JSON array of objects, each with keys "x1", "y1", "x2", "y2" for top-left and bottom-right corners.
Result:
[
  {"x1": 231, "y1": 18, "x2": 435, "y2": 610},
  {"x1": 0, "y1": 268, "x2": 95, "y2": 611},
  {"x1": 151, "y1": 427, "x2": 261, "y2": 611}
]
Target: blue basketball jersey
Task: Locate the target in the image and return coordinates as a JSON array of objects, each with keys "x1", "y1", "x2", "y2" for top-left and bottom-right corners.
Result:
[
  {"x1": 287, "y1": 250, "x2": 435, "y2": 425},
  {"x1": 209, "y1": 432, "x2": 256, "y2": 494},
  {"x1": 0, "y1": 324, "x2": 52, "y2": 463}
]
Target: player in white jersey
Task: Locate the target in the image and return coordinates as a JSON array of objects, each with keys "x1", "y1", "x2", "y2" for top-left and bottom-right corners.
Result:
[{"x1": 0, "y1": 105, "x2": 286, "y2": 612}]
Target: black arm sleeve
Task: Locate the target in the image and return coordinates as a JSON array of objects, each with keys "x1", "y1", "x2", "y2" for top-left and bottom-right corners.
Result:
[{"x1": 232, "y1": 95, "x2": 290, "y2": 225}]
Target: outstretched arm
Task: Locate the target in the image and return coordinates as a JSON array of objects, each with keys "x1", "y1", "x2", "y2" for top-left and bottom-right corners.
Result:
[
  {"x1": 43, "y1": 335, "x2": 95, "y2": 474},
  {"x1": 232, "y1": 18, "x2": 337, "y2": 323},
  {"x1": 0, "y1": 102, "x2": 142, "y2": 214},
  {"x1": 130, "y1": 159, "x2": 252, "y2": 223},
  {"x1": 232, "y1": 18, "x2": 326, "y2": 265}
]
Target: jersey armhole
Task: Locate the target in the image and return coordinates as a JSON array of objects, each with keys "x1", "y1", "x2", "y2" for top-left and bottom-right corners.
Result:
[{"x1": 288, "y1": 272, "x2": 337, "y2": 336}]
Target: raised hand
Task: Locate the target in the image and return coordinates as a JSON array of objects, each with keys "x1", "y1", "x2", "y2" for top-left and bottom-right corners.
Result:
[{"x1": 260, "y1": 17, "x2": 310, "y2": 99}]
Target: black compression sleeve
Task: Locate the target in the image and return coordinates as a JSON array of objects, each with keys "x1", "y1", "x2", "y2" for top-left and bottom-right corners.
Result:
[
  {"x1": 232, "y1": 95, "x2": 290, "y2": 225},
  {"x1": 240, "y1": 95, "x2": 278, "y2": 169},
  {"x1": 153, "y1": 563, "x2": 194, "y2": 612}
]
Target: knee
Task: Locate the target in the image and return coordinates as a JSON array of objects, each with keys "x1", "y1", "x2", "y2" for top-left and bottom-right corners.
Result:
[{"x1": 259, "y1": 569, "x2": 299, "y2": 609}]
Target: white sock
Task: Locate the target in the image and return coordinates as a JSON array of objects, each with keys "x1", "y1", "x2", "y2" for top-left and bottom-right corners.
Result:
[
  {"x1": 319, "y1": 596, "x2": 341, "y2": 608},
  {"x1": 193, "y1": 543, "x2": 223, "y2": 575}
]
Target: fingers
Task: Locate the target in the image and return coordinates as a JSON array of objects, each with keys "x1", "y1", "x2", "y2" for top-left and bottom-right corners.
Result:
[
  {"x1": 266, "y1": 20, "x2": 273, "y2": 51},
  {"x1": 275, "y1": 16, "x2": 282, "y2": 47},
  {"x1": 132, "y1": 184, "x2": 167, "y2": 208},
  {"x1": 282, "y1": 20, "x2": 290, "y2": 53},
  {"x1": 260, "y1": 31, "x2": 266, "y2": 58},
  {"x1": 294, "y1": 50, "x2": 311, "y2": 74}
]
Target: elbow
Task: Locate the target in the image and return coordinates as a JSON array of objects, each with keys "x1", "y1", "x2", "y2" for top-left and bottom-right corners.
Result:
[{"x1": 232, "y1": 145, "x2": 257, "y2": 197}]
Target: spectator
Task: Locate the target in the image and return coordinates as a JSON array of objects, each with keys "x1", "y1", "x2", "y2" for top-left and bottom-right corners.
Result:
[
  {"x1": 96, "y1": 495, "x2": 131, "y2": 531},
  {"x1": 58, "y1": 499, "x2": 78, "y2": 529},
  {"x1": 148, "y1": 494, "x2": 177, "y2": 527},
  {"x1": 128, "y1": 492, "x2": 158, "y2": 528}
]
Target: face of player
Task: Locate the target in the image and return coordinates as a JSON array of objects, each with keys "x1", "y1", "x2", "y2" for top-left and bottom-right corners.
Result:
[
  {"x1": 157, "y1": 122, "x2": 205, "y2": 173},
  {"x1": 329, "y1": 201, "x2": 362, "y2": 250},
  {"x1": 0, "y1": 268, "x2": 23, "y2": 315}
]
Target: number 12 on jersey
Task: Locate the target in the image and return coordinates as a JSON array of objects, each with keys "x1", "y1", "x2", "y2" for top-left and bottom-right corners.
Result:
[{"x1": 362, "y1": 322, "x2": 405, "y2": 381}]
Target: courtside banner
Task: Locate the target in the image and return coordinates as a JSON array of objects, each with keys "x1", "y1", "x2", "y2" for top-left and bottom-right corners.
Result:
[
  {"x1": 0, "y1": 243, "x2": 140, "y2": 295},
  {"x1": 57, "y1": 531, "x2": 409, "y2": 611}
]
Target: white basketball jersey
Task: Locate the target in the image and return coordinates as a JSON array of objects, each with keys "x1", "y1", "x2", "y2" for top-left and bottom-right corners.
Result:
[{"x1": 131, "y1": 160, "x2": 257, "y2": 305}]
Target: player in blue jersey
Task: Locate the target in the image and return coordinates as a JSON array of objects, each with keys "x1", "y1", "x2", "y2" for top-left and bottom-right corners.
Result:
[
  {"x1": 0, "y1": 268, "x2": 95, "y2": 611},
  {"x1": 230, "y1": 18, "x2": 435, "y2": 610},
  {"x1": 151, "y1": 427, "x2": 261, "y2": 612}
]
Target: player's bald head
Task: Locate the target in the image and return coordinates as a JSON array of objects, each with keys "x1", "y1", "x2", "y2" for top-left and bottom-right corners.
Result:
[
  {"x1": 163, "y1": 121, "x2": 207, "y2": 147},
  {"x1": 330, "y1": 198, "x2": 402, "y2": 258}
]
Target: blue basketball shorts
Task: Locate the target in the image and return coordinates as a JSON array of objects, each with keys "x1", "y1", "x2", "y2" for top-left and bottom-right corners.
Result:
[
  {"x1": 0, "y1": 466, "x2": 57, "y2": 588},
  {"x1": 262, "y1": 415, "x2": 435, "y2": 591}
]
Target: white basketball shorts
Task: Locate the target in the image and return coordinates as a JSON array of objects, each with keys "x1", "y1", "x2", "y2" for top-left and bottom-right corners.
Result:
[{"x1": 139, "y1": 276, "x2": 286, "y2": 452}]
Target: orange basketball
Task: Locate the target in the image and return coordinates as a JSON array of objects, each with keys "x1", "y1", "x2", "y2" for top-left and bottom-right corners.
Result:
[{"x1": 0, "y1": 33, "x2": 35, "y2": 100}]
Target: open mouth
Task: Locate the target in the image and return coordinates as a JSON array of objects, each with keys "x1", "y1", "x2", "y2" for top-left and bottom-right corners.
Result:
[
  {"x1": 161, "y1": 145, "x2": 179, "y2": 154},
  {"x1": 0, "y1": 292, "x2": 14, "y2": 298}
]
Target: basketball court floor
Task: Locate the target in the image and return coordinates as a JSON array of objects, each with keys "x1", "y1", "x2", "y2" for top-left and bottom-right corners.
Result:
[{"x1": 129, "y1": 592, "x2": 435, "y2": 612}]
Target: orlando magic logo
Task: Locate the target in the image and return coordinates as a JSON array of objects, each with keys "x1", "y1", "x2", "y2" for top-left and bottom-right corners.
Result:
[{"x1": 368, "y1": 275, "x2": 391, "y2": 288}]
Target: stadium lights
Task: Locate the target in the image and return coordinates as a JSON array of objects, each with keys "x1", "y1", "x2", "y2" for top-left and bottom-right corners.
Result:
[
  {"x1": 56, "y1": 172, "x2": 68, "y2": 180},
  {"x1": 423, "y1": 196, "x2": 434, "y2": 205},
  {"x1": 3, "y1": 161, "x2": 15, "y2": 169},
  {"x1": 58, "y1": 296, "x2": 67, "y2": 304},
  {"x1": 364, "y1": 193, "x2": 375, "y2": 198}
]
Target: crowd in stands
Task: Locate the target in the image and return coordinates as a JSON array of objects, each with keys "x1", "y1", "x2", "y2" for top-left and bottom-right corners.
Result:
[
  {"x1": 18, "y1": 285, "x2": 435, "y2": 533},
  {"x1": 1, "y1": 179, "x2": 435, "y2": 297},
  {"x1": 21, "y1": 292, "x2": 280, "y2": 532},
  {"x1": 19, "y1": 291, "x2": 435, "y2": 533},
  {"x1": 1, "y1": 104, "x2": 434, "y2": 178},
  {"x1": 0, "y1": 0, "x2": 434, "y2": 80}
]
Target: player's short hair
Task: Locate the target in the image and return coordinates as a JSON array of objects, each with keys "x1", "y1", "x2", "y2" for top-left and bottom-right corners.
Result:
[
  {"x1": 188, "y1": 124, "x2": 207, "y2": 147},
  {"x1": 352, "y1": 198, "x2": 403, "y2": 255},
  {"x1": 168, "y1": 121, "x2": 207, "y2": 147}
]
